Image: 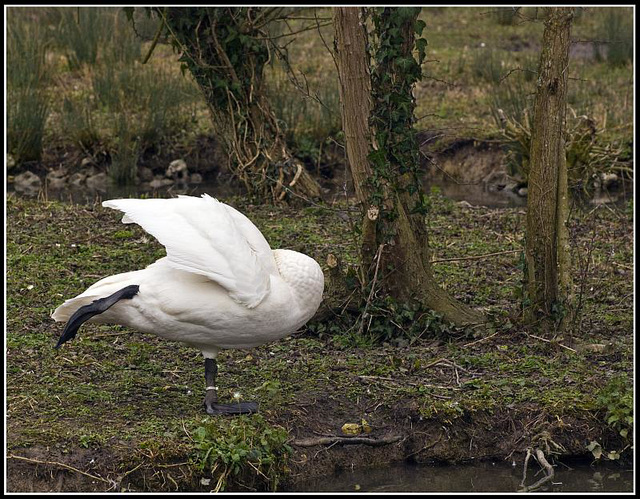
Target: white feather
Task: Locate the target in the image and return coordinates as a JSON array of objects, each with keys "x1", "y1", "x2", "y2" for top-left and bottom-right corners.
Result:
[
  {"x1": 52, "y1": 195, "x2": 325, "y2": 354},
  {"x1": 102, "y1": 194, "x2": 274, "y2": 308}
]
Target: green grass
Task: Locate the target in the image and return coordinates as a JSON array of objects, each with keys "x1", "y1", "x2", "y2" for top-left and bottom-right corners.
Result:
[{"x1": 6, "y1": 192, "x2": 633, "y2": 490}]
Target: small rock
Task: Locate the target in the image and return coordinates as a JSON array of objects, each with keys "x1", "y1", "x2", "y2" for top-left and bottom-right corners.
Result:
[
  {"x1": 7, "y1": 154, "x2": 16, "y2": 170},
  {"x1": 517, "y1": 187, "x2": 528, "y2": 197},
  {"x1": 166, "y1": 159, "x2": 189, "y2": 182},
  {"x1": 482, "y1": 170, "x2": 509, "y2": 185},
  {"x1": 14, "y1": 171, "x2": 42, "y2": 189},
  {"x1": 68, "y1": 172, "x2": 88, "y2": 186},
  {"x1": 150, "y1": 177, "x2": 174, "y2": 189},
  {"x1": 46, "y1": 168, "x2": 68, "y2": 189},
  {"x1": 189, "y1": 172, "x2": 203, "y2": 184},
  {"x1": 456, "y1": 200, "x2": 474, "y2": 208},
  {"x1": 46, "y1": 176, "x2": 67, "y2": 189},
  {"x1": 86, "y1": 172, "x2": 108, "y2": 191},
  {"x1": 578, "y1": 343, "x2": 613, "y2": 354},
  {"x1": 81, "y1": 157, "x2": 95, "y2": 168},
  {"x1": 341, "y1": 423, "x2": 362, "y2": 435},
  {"x1": 600, "y1": 172, "x2": 619, "y2": 189},
  {"x1": 47, "y1": 167, "x2": 67, "y2": 179}
]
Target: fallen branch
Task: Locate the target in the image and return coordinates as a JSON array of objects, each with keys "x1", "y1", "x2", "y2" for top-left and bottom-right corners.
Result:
[
  {"x1": 431, "y1": 249, "x2": 520, "y2": 264},
  {"x1": 403, "y1": 435, "x2": 443, "y2": 459},
  {"x1": 463, "y1": 330, "x2": 500, "y2": 347},
  {"x1": 423, "y1": 357, "x2": 469, "y2": 373},
  {"x1": 527, "y1": 333, "x2": 577, "y2": 353},
  {"x1": 7, "y1": 454, "x2": 115, "y2": 488},
  {"x1": 291, "y1": 434, "x2": 402, "y2": 447},
  {"x1": 519, "y1": 447, "x2": 556, "y2": 492}
]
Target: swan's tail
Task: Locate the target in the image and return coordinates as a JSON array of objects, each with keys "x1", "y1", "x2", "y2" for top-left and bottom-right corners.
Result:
[
  {"x1": 54, "y1": 285, "x2": 140, "y2": 348},
  {"x1": 52, "y1": 268, "x2": 146, "y2": 323}
]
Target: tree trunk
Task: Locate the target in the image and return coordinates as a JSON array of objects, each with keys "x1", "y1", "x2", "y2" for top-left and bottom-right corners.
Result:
[
  {"x1": 332, "y1": 7, "x2": 378, "y2": 270},
  {"x1": 525, "y1": 7, "x2": 574, "y2": 331},
  {"x1": 161, "y1": 7, "x2": 321, "y2": 203},
  {"x1": 334, "y1": 7, "x2": 484, "y2": 328}
]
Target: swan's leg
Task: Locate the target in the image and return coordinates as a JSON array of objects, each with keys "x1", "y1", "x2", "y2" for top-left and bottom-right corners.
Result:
[
  {"x1": 203, "y1": 357, "x2": 258, "y2": 415},
  {"x1": 55, "y1": 285, "x2": 140, "y2": 348}
]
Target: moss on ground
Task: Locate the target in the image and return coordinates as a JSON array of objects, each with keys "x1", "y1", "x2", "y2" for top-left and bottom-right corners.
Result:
[{"x1": 5, "y1": 192, "x2": 633, "y2": 491}]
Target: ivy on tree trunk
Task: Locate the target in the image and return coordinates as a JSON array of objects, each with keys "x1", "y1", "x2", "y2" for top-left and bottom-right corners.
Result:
[
  {"x1": 334, "y1": 7, "x2": 484, "y2": 329},
  {"x1": 158, "y1": 7, "x2": 321, "y2": 203}
]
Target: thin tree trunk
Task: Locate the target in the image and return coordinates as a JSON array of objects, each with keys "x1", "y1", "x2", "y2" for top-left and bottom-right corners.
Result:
[
  {"x1": 333, "y1": 7, "x2": 378, "y2": 270},
  {"x1": 525, "y1": 7, "x2": 574, "y2": 331},
  {"x1": 334, "y1": 7, "x2": 484, "y2": 327}
]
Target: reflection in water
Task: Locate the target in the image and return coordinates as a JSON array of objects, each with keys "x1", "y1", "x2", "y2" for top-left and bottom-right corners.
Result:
[
  {"x1": 424, "y1": 179, "x2": 527, "y2": 208},
  {"x1": 9, "y1": 179, "x2": 242, "y2": 205},
  {"x1": 9, "y1": 176, "x2": 629, "y2": 210},
  {"x1": 291, "y1": 461, "x2": 633, "y2": 493}
]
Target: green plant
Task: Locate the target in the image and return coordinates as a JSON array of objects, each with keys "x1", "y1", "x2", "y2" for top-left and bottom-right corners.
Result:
[
  {"x1": 191, "y1": 415, "x2": 291, "y2": 492},
  {"x1": 137, "y1": 68, "x2": 200, "y2": 149},
  {"x1": 61, "y1": 97, "x2": 101, "y2": 152},
  {"x1": 493, "y1": 7, "x2": 521, "y2": 26},
  {"x1": 59, "y1": 7, "x2": 108, "y2": 70},
  {"x1": 491, "y1": 82, "x2": 632, "y2": 192},
  {"x1": 6, "y1": 16, "x2": 51, "y2": 164},
  {"x1": 324, "y1": 294, "x2": 453, "y2": 349},
  {"x1": 109, "y1": 114, "x2": 140, "y2": 185},
  {"x1": 92, "y1": 67, "x2": 121, "y2": 109},
  {"x1": 470, "y1": 47, "x2": 502, "y2": 84},
  {"x1": 596, "y1": 375, "x2": 633, "y2": 441},
  {"x1": 597, "y1": 9, "x2": 633, "y2": 67},
  {"x1": 106, "y1": 9, "x2": 142, "y2": 65},
  {"x1": 266, "y1": 59, "x2": 341, "y2": 150}
]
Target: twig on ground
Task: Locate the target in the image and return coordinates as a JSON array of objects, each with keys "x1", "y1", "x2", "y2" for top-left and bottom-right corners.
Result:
[
  {"x1": 527, "y1": 333, "x2": 577, "y2": 353},
  {"x1": 423, "y1": 357, "x2": 469, "y2": 373},
  {"x1": 291, "y1": 434, "x2": 402, "y2": 447},
  {"x1": 431, "y1": 249, "x2": 520, "y2": 264},
  {"x1": 7, "y1": 454, "x2": 115, "y2": 488},
  {"x1": 403, "y1": 435, "x2": 443, "y2": 460},
  {"x1": 463, "y1": 330, "x2": 500, "y2": 347}
]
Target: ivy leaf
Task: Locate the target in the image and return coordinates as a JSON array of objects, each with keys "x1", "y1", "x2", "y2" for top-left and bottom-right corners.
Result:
[
  {"x1": 416, "y1": 38, "x2": 428, "y2": 62},
  {"x1": 587, "y1": 440, "x2": 603, "y2": 459},
  {"x1": 414, "y1": 19, "x2": 426, "y2": 35},
  {"x1": 122, "y1": 7, "x2": 135, "y2": 22}
]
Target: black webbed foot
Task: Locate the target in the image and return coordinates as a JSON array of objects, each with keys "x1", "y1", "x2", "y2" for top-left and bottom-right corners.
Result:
[
  {"x1": 204, "y1": 400, "x2": 259, "y2": 415},
  {"x1": 203, "y1": 357, "x2": 258, "y2": 415}
]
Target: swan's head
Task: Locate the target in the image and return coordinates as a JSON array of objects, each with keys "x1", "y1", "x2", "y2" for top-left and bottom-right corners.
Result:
[{"x1": 273, "y1": 249, "x2": 324, "y2": 313}]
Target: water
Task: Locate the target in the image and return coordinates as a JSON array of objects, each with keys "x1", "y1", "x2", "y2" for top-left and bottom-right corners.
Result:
[
  {"x1": 8, "y1": 178, "x2": 241, "y2": 206},
  {"x1": 424, "y1": 178, "x2": 527, "y2": 208},
  {"x1": 9, "y1": 173, "x2": 629, "y2": 209},
  {"x1": 291, "y1": 460, "x2": 634, "y2": 493},
  {"x1": 4, "y1": 177, "x2": 536, "y2": 209}
]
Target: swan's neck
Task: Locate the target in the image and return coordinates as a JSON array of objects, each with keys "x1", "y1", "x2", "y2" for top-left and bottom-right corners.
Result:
[{"x1": 273, "y1": 249, "x2": 324, "y2": 316}]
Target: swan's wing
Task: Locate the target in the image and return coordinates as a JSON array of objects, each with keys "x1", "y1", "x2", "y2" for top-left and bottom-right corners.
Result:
[{"x1": 102, "y1": 194, "x2": 276, "y2": 308}]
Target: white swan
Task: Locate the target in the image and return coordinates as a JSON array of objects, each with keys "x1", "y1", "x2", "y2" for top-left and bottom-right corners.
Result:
[{"x1": 52, "y1": 194, "x2": 324, "y2": 414}]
